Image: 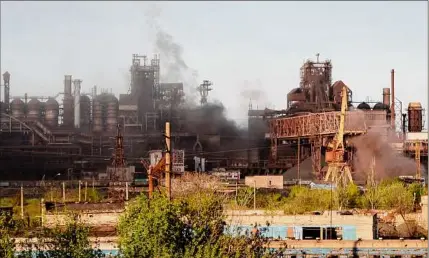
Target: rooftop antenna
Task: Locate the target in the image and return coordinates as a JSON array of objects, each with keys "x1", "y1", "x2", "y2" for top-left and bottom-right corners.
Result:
[
  {"x1": 316, "y1": 53, "x2": 320, "y2": 63},
  {"x1": 197, "y1": 80, "x2": 213, "y2": 106},
  {"x1": 248, "y1": 98, "x2": 253, "y2": 110}
]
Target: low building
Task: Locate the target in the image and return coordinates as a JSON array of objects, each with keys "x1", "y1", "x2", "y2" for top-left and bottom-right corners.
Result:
[
  {"x1": 225, "y1": 209, "x2": 377, "y2": 240},
  {"x1": 43, "y1": 203, "x2": 377, "y2": 241},
  {"x1": 245, "y1": 175, "x2": 283, "y2": 189}
]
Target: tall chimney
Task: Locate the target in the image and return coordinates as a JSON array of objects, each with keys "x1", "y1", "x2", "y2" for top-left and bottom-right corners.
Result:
[
  {"x1": 3, "y1": 71, "x2": 10, "y2": 114},
  {"x1": 390, "y1": 69, "x2": 395, "y2": 130},
  {"x1": 73, "y1": 79, "x2": 82, "y2": 129},
  {"x1": 64, "y1": 75, "x2": 72, "y2": 96},
  {"x1": 382, "y1": 88, "x2": 390, "y2": 107}
]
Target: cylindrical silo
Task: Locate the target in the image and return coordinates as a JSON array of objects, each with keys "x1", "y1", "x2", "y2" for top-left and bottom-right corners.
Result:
[
  {"x1": 92, "y1": 96, "x2": 103, "y2": 133},
  {"x1": 27, "y1": 98, "x2": 41, "y2": 121},
  {"x1": 44, "y1": 98, "x2": 59, "y2": 127},
  {"x1": 106, "y1": 95, "x2": 118, "y2": 132},
  {"x1": 408, "y1": 102, "x2": 423, "y2": 132},
  {"x1": 11, "y1": 98, "x2": 25, "y2": 120},
  {"x1": 357, "y1": 102, "x2": 371, "y2": 110},
  {"x1": 80, "y1": 95, "x2": 91, "y2": 130},
  {"x1": 373, "y1": 102, "x2": 389, "y2": 111},
  {"x1": 382, "y1": 88, "x2": 390, "y2": 107}
]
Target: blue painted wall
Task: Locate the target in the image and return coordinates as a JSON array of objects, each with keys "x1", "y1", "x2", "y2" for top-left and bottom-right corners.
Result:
[
  {"x1": 342, "y1": 225, "x2": 357, "y2": 240},
  {"x1": 224, "y1": 225, "x2": 358, "y2": 240}
]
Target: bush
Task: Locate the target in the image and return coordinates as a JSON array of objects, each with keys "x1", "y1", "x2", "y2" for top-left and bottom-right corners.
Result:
[{"x1": 118, "y1": 191, "x2": 280, "y2": 258}]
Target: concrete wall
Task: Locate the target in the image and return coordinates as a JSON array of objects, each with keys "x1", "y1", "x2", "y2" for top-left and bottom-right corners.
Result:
[
  {"x1": 44, "y1": 211, "x2": 121, "y2": 228},
  {"x1": 245, "y1": 175, "x2": 283, "y2": 189},
  {"x1": 44, "y1": 208, "x2": 376, "y2": 240}
]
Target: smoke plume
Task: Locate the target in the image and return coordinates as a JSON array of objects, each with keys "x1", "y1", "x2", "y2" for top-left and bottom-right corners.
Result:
[
  {"x1": 240, "y1": 79, "x2": 269, "y2": 110},
  {"x1": 144, "y1": 4, "x2": 248, "y2": 152},
  {"x1": 349, "y1": 128, "x2": 419, "y2": 181},
  {"x1": 144, "y1": 4, "x2": 199, "y2": 104}
]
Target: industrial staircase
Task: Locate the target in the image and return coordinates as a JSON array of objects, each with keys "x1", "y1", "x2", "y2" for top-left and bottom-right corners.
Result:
[{"x1": 30, "y1": 121, "x2": 52, "y2": 143}]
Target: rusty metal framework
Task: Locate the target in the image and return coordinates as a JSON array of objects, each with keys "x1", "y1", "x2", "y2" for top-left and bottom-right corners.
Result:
[
  {"x1": 269, "y1": 110, "x2": 388, "y2": 139},
  {"x1": 269, "y1": 110, "x2": 388, "y2": 173}
]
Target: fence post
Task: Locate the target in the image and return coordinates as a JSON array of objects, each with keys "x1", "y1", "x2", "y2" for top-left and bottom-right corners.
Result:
[
  {"x1": 78, "y1": 180, "x2": 81, "y2": 202},
  {"x1": 125, "y1": 182, "x2": 129, "y2": 201},
  {"x1": 40, "y1": 198, "x2": 45, "y2": 227},
  {"x1": 85, "y1": 181, "x2": 88, "y2": 202},
  {"x1": 62, "y1": 182, "x2": 65, "y2": 203}
]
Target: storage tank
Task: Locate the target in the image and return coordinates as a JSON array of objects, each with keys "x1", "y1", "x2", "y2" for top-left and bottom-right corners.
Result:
[
  {"x1": 106, "y1": 95, "x2": 118, "y2": 132},
  {"x1": 80, "y1": 95, "x2": 91, "y2": 129},
  {"x1": 373, "y1": 102, "x2": 389, "y2": 111},
  {"x1": 382, "y1": 88, "x2": 390, "y2": 107},
  {"x1": 27, "y1": 98, "x2": 41, "y2": 121},
  {"x1": 357, "y1": 102, "x2": 371, "y2": 110},
  {"x1": 92, "y1": 97, "x2": 103, "y2": 133},
  {"x1": 408, "y1": 102, "x2": 423, "y2": 132},
  {"x1": 10, "y1": 98, "x2": 25, "y2": 120},
  {"x1": 44, "y1": 98, "x2": 59, "y2": 127}
]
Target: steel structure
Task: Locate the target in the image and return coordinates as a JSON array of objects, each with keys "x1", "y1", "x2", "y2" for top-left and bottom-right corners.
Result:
[
  {"x1": 324, "y1": 85, "x2": 353, "y2": 186},
  {"x1": 1, "y1": 55, "x2": 426, "y2": 182}
]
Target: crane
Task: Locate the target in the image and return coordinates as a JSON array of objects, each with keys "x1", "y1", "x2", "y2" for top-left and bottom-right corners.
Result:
[
  {"x1": 324, "y1": 85, "x2": 353, "y2": 186},
  {"x1": 141, "y1": 157, "x2": 165, "y2": 198}
]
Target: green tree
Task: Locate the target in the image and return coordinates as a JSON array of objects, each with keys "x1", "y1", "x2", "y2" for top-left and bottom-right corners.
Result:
[
  {"x1": 18, "y1": 217, "x2": 105, "y2": 258},
  {"x1": 0, "y1": 212, "x2": 16, "y2": 258},
  {"x1": 379, "y1": 181, "x2": 413, "y2": 214},
  {"x1": 283, "y1": 186, "x2": 332, "y2": 214},
  {"x1": 119, "y1": 192, "x2": 280, "y2": 258},
  {"x1": 361, "y1": 184, "x2": 383, "y2": 209}
]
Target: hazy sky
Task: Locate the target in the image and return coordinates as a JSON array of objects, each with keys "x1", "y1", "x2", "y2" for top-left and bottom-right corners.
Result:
[{"x1": 1, "y1": 1, "x2": 427, "y2": 127}]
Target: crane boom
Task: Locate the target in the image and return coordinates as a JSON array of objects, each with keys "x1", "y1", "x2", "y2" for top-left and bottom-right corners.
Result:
[
  {"x1": 334, "y1": 85, "x2": 348, "y2": 150},
  {"x1": 324, "y1": 85, "x2": 353, "y2": 186}
]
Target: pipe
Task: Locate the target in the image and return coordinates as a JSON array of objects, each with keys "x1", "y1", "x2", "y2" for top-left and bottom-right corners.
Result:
[{"x1": 390, "y1": 69, "x2": 395, "y2": 130}]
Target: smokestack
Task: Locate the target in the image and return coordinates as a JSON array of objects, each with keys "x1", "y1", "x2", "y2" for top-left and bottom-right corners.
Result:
[
  {"x1": 73, "y1": 79, "x2": 82, "y2": 129},
  {"x1": 64, "y1": 75, "x2": 72, "y2": 96},
  {"x1": 3, "y1": 71, "x2": 10, "y2": 114},
  {"x1": 382, "y1": 88, "x2": 390, "y2": 107},
  {"x1": 390, "y1": 69, "x2": 395, "y2": 130}
]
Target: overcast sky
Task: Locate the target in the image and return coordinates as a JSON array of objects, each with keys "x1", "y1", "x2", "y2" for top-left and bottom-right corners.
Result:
[{"x1": 1, "y1": 1, "x2": 427, "y2": 127}]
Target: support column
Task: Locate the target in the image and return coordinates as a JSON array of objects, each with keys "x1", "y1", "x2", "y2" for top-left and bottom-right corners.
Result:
[{"x1": 311, "y1": 136, "x2": 322, "y2": 179}]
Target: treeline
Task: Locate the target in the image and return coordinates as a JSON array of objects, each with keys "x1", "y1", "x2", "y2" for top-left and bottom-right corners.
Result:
[
  {"x1": 232, "y1": 179, "x2": 427, "y2": 215},
  {"x1": 1, "y1": 178, "x2": 426, "y2": 258},
  {"x1": 1, "y1": 190, "x2": 282, "y2": 258}
]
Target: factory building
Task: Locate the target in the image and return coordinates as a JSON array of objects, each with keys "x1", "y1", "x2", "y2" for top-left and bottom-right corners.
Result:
[{"x1": 0, "y1": 54, "x2": 426, "y2": 182}]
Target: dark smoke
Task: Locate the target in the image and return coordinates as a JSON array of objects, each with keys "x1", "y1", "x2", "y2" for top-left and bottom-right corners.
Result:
[
  {"x1": 144, "y1": 4, "x2": 249, "y2": 151},
  {"x1": 144, "y1": 3, "x2": 198, "y2": 104},
  {"x1": 349, "y1": 128, "x2": 418, "y2": 181}
]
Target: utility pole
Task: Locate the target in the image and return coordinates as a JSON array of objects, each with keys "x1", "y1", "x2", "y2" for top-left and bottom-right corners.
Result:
[
  {"x1": 297, "y1": 137, "x2": 301, "y2": 185},
  {"x1": 165, "y1": 122, "x2": 172, "y2": 200},
  {"x1": 20, "y1": 184, "x2": 24, "y2": 219},
  {"x1": 148, "y1": 167, "x2": 154, "y2": 199},
  {"x1": 253, "y1": 180, "x2": 256, "y2": 210},
  {"x1": 84, "y1": 181, "x2": 88, "y2": 202}
]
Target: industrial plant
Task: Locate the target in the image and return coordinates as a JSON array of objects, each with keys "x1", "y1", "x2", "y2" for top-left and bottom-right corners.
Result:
[{"x1": 0, "y1": 54, "x2": 426, "y2": 184}]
